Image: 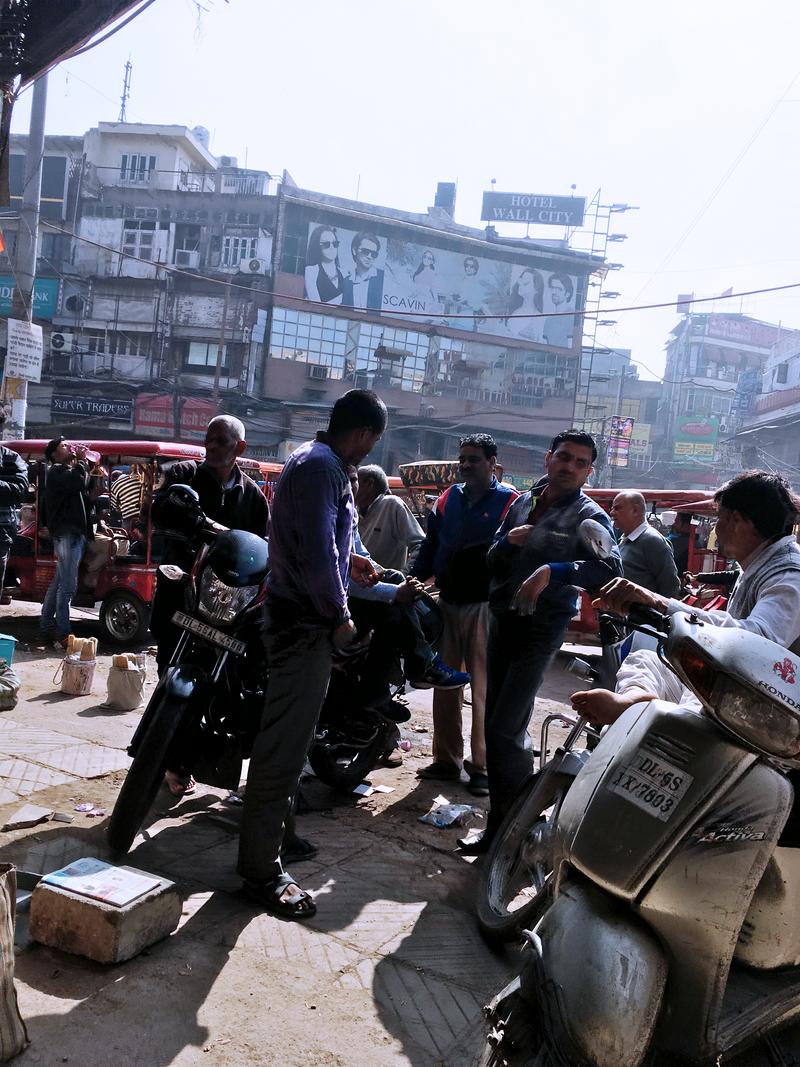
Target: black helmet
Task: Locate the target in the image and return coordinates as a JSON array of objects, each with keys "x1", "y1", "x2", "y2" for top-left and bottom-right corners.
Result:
[{"x1": 151, "y1": 484, "x2": 204, "y2": 540}]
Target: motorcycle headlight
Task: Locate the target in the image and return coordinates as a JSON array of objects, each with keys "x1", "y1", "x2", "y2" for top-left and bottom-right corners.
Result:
[
  {"x1": 712, "y1": 678, "x2": 800, "y2": 761},
  {"x1": 677, "y1": 644, "x2": 800, "y2": 760},
  {"x1": 197, "y1": 568, "x2": 260, "y2": 625}
]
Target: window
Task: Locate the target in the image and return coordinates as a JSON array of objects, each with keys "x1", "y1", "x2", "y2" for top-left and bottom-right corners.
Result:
[
  {"x1": 185, "y1": 341, "x2": 229, "y2": 372},
  {"x1": 222, "y1": 235, "x2": 257, "y2": 267},
  {"x1": 122, "y1": 219, "x2": 155, "y2": 261},
  {"x1": 777, "y1": 362, "x2": 789, "y2": 385},
  {"x1": 119, "y1": 154, "x2": 156, "y2": 183}
]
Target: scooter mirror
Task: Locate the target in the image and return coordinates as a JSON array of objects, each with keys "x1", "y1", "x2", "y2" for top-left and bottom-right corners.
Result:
[{"x1": 578, "y1": 518, "x2": 616, "y2": 560}]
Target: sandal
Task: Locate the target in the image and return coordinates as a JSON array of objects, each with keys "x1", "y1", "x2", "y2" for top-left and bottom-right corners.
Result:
[
  {"x1": 240, "y1": 872, "x2": 317, "y2": 920},
  {"x1": 164, "y1": 770, "x2": 196, "y2": 797},
  {"x1": 280, "y1": 835, "x2": 318, "y2": 865}
]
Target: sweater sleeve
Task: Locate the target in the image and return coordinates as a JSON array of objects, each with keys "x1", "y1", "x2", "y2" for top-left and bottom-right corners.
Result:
[
  {"x1": 652, "y1": 534, "x2": 681, "y2": 598},
  {"x1": 410, "y1": 503, "x2": 441, "y2": 582},
  {"x1": 548, "y1": 507, "x2": 623, "y2": 590},
  {"x1": 293, "y1": 463, "x2": 351, "y2": 623},
  {"x1": 0, "y1": 450, "x2": 28, "y2": 507}
]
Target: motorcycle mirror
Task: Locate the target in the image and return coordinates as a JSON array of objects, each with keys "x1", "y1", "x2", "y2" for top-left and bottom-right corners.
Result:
[{"x1": 578, "y1": 518, "x2": 616, "y2": 560}]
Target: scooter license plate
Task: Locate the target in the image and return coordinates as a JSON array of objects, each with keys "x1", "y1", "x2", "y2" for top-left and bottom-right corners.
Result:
[
  {"x1": 607, "y1": 744, "x2": 694, "y2": 822},
  {"x1": 172, "y1": 612, "x2": 247, "y2": 656}
]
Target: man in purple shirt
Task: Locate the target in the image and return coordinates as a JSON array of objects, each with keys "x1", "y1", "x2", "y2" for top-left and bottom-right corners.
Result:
[{"x1": 238, "y1": 389, "x2": 387, "y2": 920}]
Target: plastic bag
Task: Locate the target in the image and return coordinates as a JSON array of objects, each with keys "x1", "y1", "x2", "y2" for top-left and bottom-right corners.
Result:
[
  {"x1": 418, "y1": 794, "x2": 483, "y2": 829},
  {"x1": 0, "y1": 865, "x2": 28, "y2": 1060},
  {"x1": 0, "y1": 661, "x2": 20, "y2": 712},
  {"x1": 102, "y1": 653, "x2": 147, "y2": 711}
]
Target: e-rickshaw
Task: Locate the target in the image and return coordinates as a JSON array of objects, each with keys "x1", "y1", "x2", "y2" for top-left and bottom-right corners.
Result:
[{"x1": 5, "y1": 439, "x2": 209, "y2": 646}]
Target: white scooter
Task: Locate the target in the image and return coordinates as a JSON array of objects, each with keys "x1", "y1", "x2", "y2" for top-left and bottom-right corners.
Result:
[{"x1": 481, "y1": 607, "x2": 800, "y2": 1066}]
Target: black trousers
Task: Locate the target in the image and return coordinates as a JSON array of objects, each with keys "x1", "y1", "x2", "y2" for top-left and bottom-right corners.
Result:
[{"x1": 349, "y1": 595, "x2": 433, "y2": 705}]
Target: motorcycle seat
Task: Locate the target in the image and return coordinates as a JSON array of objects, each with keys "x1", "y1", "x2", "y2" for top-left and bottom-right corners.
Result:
[{"x1": 735, "y1": 846, "x2": 800, "y2": 970}]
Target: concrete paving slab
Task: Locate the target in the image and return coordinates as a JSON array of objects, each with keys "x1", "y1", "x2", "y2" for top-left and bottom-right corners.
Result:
[
  {"x1": 0, "y1": 757, "x2": 79, "y2": 797},
  {"x1": 0, "y1": 724, "x2": 88, "y2": 755},
  {"x1": 31, "y1": 743, "x2": 131, "y2": 778}
]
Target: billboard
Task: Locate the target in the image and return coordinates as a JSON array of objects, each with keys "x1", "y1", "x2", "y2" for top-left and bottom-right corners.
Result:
[
  {"x1": 607, "y1": 415, "x2": 634, "y2": 467},
  {"x1": 628, "y1": 422, "x2": 651, "y2": 456},
  {"x1": 134, "y1": 394, "x2": 219, "y2": 441},
  {"x1": 672, "y1": 416, "x2": 719, "y2": 464},
  {"x1": 480, "y1": 192, "x2": 585, "y2": 227},
  {"x1": 300, "y1": 220, "x2": 579, "y2": 350}
]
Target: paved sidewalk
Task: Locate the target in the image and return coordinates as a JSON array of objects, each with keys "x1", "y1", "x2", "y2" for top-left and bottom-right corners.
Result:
[{"x1": 0, "y1": 605, "x2": 579, "y2": 1066}]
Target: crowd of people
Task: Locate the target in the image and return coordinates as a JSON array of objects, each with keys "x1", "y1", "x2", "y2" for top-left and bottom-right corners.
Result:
[{"x1": 3, "y1": 390, "x2": 800, "y2": 920}]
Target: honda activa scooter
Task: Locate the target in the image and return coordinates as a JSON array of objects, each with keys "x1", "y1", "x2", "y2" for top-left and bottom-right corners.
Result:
[{"x1": 482, "y1": 608, "x2": 800, "y2": 1066}]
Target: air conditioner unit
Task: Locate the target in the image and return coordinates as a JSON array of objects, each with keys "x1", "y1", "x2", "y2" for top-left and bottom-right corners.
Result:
[
  {"x1": 174, "y1": 249, "x2": 200, "y2": 268},
  {"x1": 240, "y1": 257, "x2": 267, "y2": 275},
  {"x1": 50, "y1": 332, "x2": 75, "y2": 353},
  {"x1": 308, "y1": 364, "x2": 329, "y2": 381}
]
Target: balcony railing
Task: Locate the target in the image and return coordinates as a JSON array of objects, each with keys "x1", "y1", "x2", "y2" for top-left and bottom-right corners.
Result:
[{"x1": 752, "y1": 386, "x2": 800, "y2": 414}]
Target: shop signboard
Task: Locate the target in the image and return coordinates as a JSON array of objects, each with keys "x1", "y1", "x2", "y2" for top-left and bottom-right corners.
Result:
[
  {"x1": 480, "y1": 192, "x2": 586, "y2": 227},
  {"x1": 134, "y1": 394, "x2": 219, "y2": 440},
  {"x1": 672, "y1": 415, "x2": 719, "y2": 464},
  {"x1": 51, "y1": 395, "x2": 133, "y2": 422}
]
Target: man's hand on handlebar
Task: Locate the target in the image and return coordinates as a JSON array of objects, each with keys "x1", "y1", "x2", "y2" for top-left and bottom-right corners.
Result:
[
  {"x1": 593, "y1": 577, "x2": 669, "y2": 616},
  {"x1": 333, "y1": 618, "x2": 372, "y2": 655}
]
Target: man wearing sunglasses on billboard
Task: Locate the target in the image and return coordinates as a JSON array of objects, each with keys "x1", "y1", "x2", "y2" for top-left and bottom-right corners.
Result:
[{"x1": 343, "y1": 231, "x2": 385, "y2": 311}]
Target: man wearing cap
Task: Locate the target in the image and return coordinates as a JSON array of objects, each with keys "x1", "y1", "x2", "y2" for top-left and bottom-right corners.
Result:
[{"x1": 40, "y1": 437, "x2": 92, "y2": 647}]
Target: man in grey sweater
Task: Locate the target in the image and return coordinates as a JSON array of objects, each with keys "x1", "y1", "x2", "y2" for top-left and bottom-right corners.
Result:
[{"x1": 610, "y1": 491, "x2": 680, "y2": 598}]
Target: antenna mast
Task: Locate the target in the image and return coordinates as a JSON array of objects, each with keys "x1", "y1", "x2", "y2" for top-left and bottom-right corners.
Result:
[{"x1": 119, "y1": 59, "x2": 132, "y2": 122}]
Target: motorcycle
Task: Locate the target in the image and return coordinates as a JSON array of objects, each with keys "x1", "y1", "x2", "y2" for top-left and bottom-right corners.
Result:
[
  {"x1": 481, "y1": 606, "x2": 800, "y2": 1066},
  {"x1": 107, "y1": 486, "x2": 269, "y2": 853},
  {"x1": 308, "y1": 589, "x2": 442, "y2": 792}
]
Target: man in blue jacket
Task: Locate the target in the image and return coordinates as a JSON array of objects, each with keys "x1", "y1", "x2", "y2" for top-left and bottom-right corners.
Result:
[
  {"x1": 460, "y1": 429, "x2": 622, "y2": 852},
  {"x1": 237, "y1": 389, "x2": 387, "y2": 920},
  {"x1": 412, "y1": 434, "x2": 518, "y2": 796}
]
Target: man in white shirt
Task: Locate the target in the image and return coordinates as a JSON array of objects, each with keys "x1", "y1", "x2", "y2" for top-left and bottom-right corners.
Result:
[
  {"x1": 356, "y1": 464, "x2": 424, "y2": 571},
  {"x1": 573, "y1": 470, "x2": 800, "y2": 726},
  {"x1": 611, "y1": 491, "x2": 680, "y2": 597}
]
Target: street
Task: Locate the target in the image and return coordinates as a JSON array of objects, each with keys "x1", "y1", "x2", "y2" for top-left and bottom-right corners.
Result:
[{"x1": 0, "y1": 603, "x2": 582, "y2": 1067}]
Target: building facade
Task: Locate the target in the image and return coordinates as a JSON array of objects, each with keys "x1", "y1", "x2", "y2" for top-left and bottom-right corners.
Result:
[
  {"x1": 1, "y1": 121, "x2": 604, "y2": 482},
  {"x1": 653, "y1": 311, "x2": 788, "y2": 488}
]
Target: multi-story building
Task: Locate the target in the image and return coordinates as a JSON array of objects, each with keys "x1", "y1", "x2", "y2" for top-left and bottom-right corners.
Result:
[
  {"x1": 735, "y1": 329, "x2": 800, "y2": 484},
  {"x1": 1, "y1": 121, "x2": 606, "y2": 480},
  {"x1": 653, "y1": 311, "x2": 787, "y2": 488}
]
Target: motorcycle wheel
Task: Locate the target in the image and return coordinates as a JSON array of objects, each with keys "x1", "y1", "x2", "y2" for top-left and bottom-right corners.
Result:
[
  {"x1": 107, "y1": 689, "x2": 188, "y2": 854},
  {"x1": 477, "y1": 764, "x2": 571, "y2": 942}
]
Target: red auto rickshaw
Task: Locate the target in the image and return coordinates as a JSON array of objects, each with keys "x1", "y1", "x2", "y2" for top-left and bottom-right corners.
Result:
[{"x1": 5, "y1": 439, "x2": 211, "y2": 646}]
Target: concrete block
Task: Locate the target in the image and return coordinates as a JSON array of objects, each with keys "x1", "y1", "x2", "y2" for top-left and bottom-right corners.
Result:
[{"x1": 29, "y1": 868, "x2": 181, "y2": 963}]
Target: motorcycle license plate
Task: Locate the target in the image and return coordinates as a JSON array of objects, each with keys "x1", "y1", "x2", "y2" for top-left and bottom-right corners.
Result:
[
  {"x1": 607, "y1": 744, "x2": 694, "y2": 822},
  {"x1": 172, "y1": 612, "x2": 247, "y2": 656}
]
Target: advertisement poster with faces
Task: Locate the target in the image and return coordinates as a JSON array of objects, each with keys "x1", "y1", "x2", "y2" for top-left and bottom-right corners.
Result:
[{"x1": 302, "y1": 221, "x2": 578, "y2": 351}]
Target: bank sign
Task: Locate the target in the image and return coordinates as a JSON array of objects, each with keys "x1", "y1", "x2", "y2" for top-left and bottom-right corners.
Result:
[
  {"x1": 0, "y1": 276, "x2": 60, "y2": 320},
  {"x1": 481, "y1": 192, "x2": 586, "y2": 227}
]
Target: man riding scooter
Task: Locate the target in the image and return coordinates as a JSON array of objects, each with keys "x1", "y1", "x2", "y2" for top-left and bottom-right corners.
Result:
[
  {"x1": 572, "y1": 468, "x2": 800, "y2": 845},
  {"x1": 573, "y1": 470, "x2": 800, "y2": 721}
]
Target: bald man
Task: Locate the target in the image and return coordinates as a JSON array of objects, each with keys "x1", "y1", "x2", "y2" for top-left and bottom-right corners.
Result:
[
  {"x1": 150, "y1": 414, "x2": 270, "y2": 679},
  {"x1": 610, "y1": 491, "x2": 680, "y2": 598}
]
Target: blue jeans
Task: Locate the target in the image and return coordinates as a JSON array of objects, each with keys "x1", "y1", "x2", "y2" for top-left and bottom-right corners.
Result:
[{"x1": 41, "y1": 532, "x2": 87, "y2": 639}]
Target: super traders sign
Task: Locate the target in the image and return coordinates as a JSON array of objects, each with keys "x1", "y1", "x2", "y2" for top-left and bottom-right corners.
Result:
[
  {"x1": 51, "y1": 395, "x2": 133, "y2": 422},
  {"x1": 481, "y1": 192, "x2": 586, "y2": 227}
]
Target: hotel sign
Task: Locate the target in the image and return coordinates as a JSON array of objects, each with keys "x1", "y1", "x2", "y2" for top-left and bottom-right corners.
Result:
[{"x1": 481, "y1": 192, "x2": 586, "y2": 227}]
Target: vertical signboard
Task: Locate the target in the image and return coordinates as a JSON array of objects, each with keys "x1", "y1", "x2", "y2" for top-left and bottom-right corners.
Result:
[{"x1": 608, "y1": 415, "x2": 635, "y2": 467}]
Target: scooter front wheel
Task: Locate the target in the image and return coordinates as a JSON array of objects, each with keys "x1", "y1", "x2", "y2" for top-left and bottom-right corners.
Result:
[{"x1": 477, "y1": 764, "x2": 571, "y2": 942}]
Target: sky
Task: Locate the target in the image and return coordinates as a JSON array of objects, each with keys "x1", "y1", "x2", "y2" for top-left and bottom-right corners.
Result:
[{"x1": 11, "y1": 0, "x2": 800, "y2": 381}]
